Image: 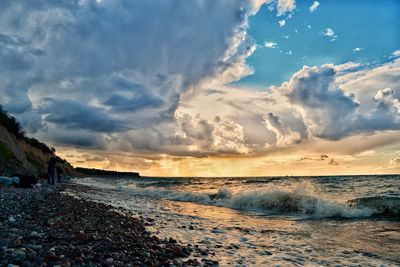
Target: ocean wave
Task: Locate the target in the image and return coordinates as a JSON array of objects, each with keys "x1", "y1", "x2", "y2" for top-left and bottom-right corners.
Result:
[
  {"x1": 72, "y1": 178, "x2": 399, "y2": 219},
  {"x1": 134, "y1": 180, "x2": 186, "y2": 188},
  {"x1": 348, "y1": 195, "x2": 400, "y2": 216}
]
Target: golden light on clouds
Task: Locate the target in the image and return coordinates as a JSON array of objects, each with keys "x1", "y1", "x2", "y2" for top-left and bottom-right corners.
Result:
[{"x1": 56, "y1": 130, "x2": 400, "y2": 177}]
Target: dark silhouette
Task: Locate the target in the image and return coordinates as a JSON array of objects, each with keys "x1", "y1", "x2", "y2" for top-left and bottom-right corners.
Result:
[
  {"x1": 48, "y1": 148, "x2": 57, "y2": 185},
  {"x1": 75, "y1": 167, "x2": 139, "y2": 177},
  {"x1": 56, "y1": 166, "x2": 63, "y2": 183}
]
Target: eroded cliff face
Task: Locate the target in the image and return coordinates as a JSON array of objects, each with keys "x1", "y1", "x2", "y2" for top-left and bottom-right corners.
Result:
[{"x1": 0, "y1": 126, "x2": 76, "y2": 177}]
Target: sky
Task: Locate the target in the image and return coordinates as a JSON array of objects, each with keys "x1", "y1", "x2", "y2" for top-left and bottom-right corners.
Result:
[{"x1": 0, "y1": 0, "x2": 399, "y2": 177}]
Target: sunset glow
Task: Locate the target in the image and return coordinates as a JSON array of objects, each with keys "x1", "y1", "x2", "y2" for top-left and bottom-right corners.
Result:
[{"x1": 1, "y1": 0, "x2": 399, "y2": 176}]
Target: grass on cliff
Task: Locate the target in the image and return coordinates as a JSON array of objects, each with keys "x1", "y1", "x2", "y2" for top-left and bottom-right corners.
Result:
[
  {"x1": 0, "y1": 142, "x2": 12, "y2": 158},
  {"x1": 0, "y1": 105, "x2": 52, "y2": 154}
]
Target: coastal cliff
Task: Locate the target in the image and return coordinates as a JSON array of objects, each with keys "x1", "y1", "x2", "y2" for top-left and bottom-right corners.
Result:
[{"x1": 0, "y1": 107, "x2": 77, "y2": 177}]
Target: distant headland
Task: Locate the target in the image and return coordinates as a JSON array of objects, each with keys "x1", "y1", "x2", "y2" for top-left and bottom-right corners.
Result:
[{"x1": 74, "y1": 167, "x2": 140, "y2": 177}]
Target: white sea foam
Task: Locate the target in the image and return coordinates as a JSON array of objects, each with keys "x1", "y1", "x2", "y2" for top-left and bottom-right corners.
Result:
[
  {"x1": 69, "y1": 176, "x2": 400, "y2": 266},
  {"x1": 71, "y1": 178, "x2": 389, "y2": 218}
]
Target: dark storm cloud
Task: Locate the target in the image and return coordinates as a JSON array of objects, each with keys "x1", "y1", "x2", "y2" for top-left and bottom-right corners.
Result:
[
  {"x1": 39, "y1": 98, "x2": 127, "y2": 133},
  {"x1": 103, "y1": 80, "x2": 164, "y2": 112},
  {"x1": 51, "y1": 133, "x2": 103, "y2": 148},
  {"x1": 0, "y1": 0, "x2": 260, "y2": 152}
]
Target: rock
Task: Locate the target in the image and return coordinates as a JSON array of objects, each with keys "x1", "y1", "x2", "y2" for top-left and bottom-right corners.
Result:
[
  {"x1": 0, "y1": 238, "x2": 11, "y2": 248},
  {"x1": 26, "y1": 249, "x2": 37, "y2": 259},
  {"x1": 0, "y1": 184, "x2": 197, "y2": 267},
  {"x1": 172, "y1": 246, "x2": 183, "y2": 256},
  {"x1": 200, "y1": 249, "x2": 208, "y2": 256},
  {"x1": 29, "y1": 231, "x2": 42, "y2": 238},
  {"x1": 13, "y1": 249, "x2": 26, "y2": 260},
  {"x1": 45, "y1": 255, "x2": 60, "y2": 262},
  {"x1": 173, "y1": 258, "x2": 183, "y2": 266},
  {"x1": 201, "y1": 258, "x2": 219, "y2": 266},
  {"x1": 8, "y1": 216, "x2": 16, "y2": 223},
  {"x1": 168, "y1": 237, "x2": 177, "y2": 244},
  {"x1": 74, "y1": 232, "x2": 89, "y2": 242},
  {"x1": 74, "y1": 256, "x2": 83, "y2": 264},
  {"x1": 28, "y1": 244, "x2": 42, "y2": 250},
  {"x1": 185, "y1": 258, "x2": 200, "y2": 266}
]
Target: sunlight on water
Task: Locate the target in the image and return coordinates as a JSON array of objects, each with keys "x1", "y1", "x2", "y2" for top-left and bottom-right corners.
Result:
[{"x1": 69, "y1": 175, "x2": 400, "y2": 266}]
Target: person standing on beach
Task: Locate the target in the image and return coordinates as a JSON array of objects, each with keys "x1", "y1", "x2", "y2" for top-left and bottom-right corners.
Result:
[{"x1": 48, "y1": 148, "x2": 57, "y2": 185}]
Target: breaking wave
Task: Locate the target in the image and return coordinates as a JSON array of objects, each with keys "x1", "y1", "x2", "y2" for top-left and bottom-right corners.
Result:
[
  {"x1": 348, "y1": 195, "x2": 400, "y2": 216},
  {"x1": 72, "y1": 178, "x2": 399, "y2": 219}
]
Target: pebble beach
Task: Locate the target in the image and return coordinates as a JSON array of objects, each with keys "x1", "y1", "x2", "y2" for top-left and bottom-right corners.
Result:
[{"x1": 0, "y1": 183, "x2": 213, "y2": 267}]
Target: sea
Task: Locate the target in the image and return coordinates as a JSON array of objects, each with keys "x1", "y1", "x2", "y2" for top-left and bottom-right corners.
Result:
[{"x1": 68, "y1": 175, "x2": 400, "y2": 266}]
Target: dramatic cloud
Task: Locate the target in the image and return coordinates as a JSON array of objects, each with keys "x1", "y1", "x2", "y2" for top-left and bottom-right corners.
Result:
[
  {"x1": 0, "y1": 0, "x2": 273, "y2": 147},
  {"x1": 1, "y1": 0, "x2": 399, "y2": 174},
  {"x1": 178, "y1": 57, "x2": 400, "y2": 156},
  {"x1": 282, "y1": 64, "x2": 360, "y2": 139},
  {"x1": 176, "y1": 114, "x2": 249, "y2": 155},
  {"x1": 373, "y1": 88, "x2": 400, "y2": 114},
  {"x1": 38, "y1": 98, "x2": 127, "y2": 133},
  {"x1": 263, "y1": 113, "x2": 301, "y2": 147}
]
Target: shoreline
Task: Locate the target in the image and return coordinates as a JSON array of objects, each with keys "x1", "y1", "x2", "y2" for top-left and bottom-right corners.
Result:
[{"x1": 0, "y1": 183, "x2": 215, "y2": 266}]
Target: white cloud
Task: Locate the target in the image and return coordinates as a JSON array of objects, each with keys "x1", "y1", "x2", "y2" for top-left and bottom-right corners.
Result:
[
  {"x1": 388, "y1": 157, "x2": 400, "y2": 167},
  {"x1": 177, "y1": 56, "x2": 400, "y2": 156},
  {"x1": 174, "y1": 113, "x2": 250, "y2": 155},
  {"x1": 353, "y1": 47, "x2": 363, "y2": 52},
  {"x1": 263, "y1": 112, "x2": 301, "y2": 147},
  {"x1": 264, "y1": 41, "x2": 278, "y2": 48},
  {"x1": 355, "y1": 150, "x2": 375, "y2": 157},
  {"x1": 324, "y1": 28, "x2": 335, "y2": 37},
  {"x1": 392, "y1": 50, "x2": 400, "y2": 58},
  {"x1": 322, "y1": 28, "x2": 338, "y2": 41},
  {"x1": 309, "y1": 1, "x2": 320, "y2": 12},
  {"x1": 1, "y1": 1, "x2": 398, "y2": 160},
  {"x1": 282, "y1": 64, "x2": 361, "y2": 139},
  {"x1": 279, "y1": 20, "x2": 286, "y2": 27},
  {"x1": 276, "y1": 0, "x2": 296, "y2": 16},
  {"x1": 373, "y1": 88, "x2": 400, "y2": 114}
]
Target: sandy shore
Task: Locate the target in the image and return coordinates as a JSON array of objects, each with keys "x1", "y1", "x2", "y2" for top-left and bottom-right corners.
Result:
[{"x1": 0, "y1": 183, "x2": 216, "y2": 266}]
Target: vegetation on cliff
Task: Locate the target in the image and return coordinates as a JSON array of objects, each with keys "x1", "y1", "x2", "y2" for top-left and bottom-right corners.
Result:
[
  {"x1": 0, "y1": 105, "x2": 75, "y2": 177},
  {"x1": 0, "y1": 106, "x2": 52, "y2": 154}
]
